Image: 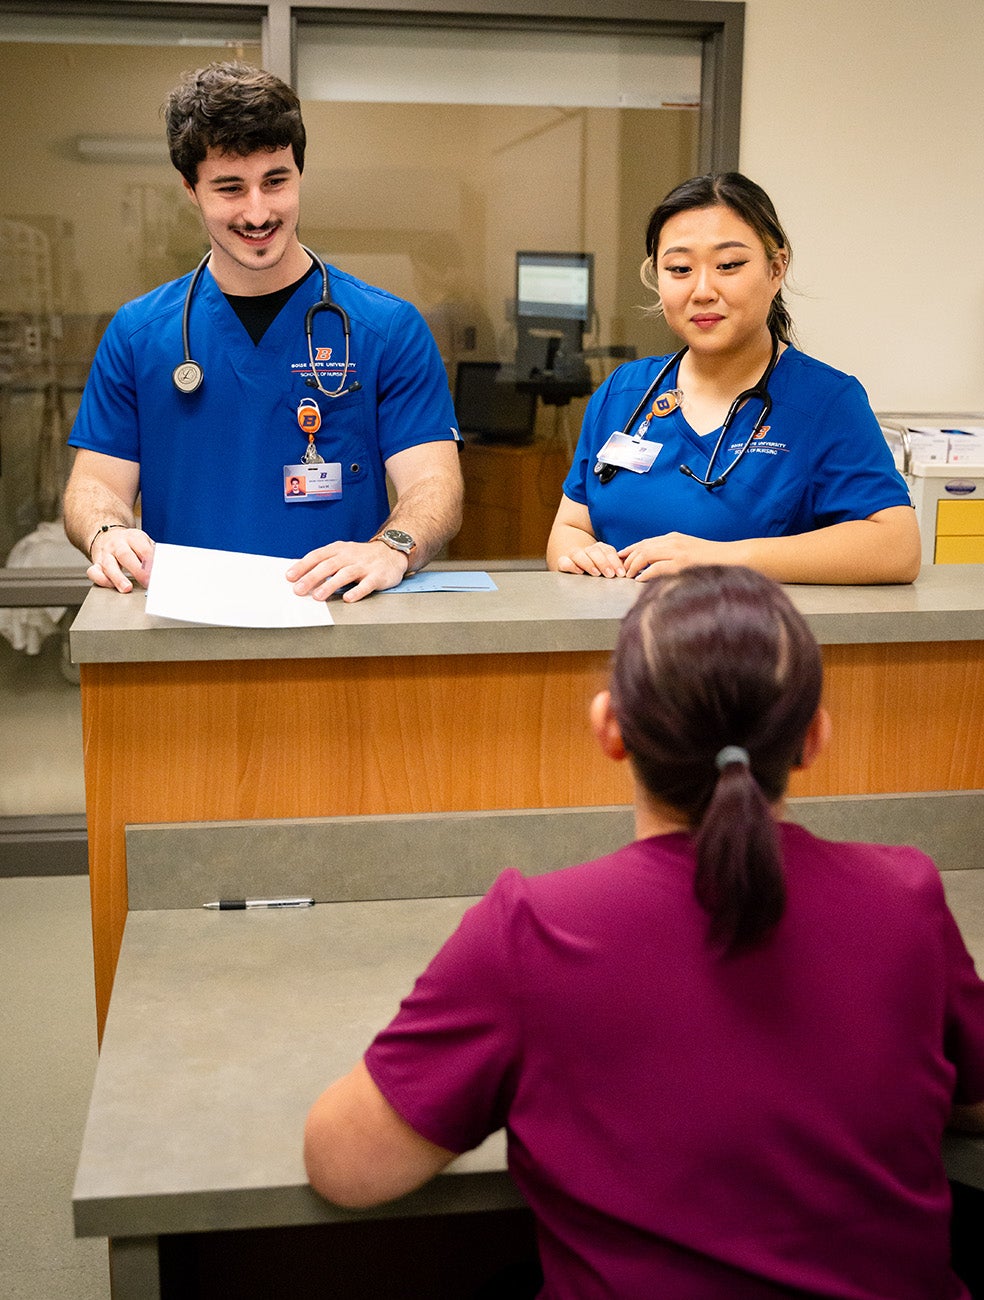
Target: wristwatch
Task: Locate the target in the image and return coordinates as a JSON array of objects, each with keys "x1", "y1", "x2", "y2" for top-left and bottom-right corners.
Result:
[{"x1": 376, "y1": 527, "x2": 416, "y2": 557}]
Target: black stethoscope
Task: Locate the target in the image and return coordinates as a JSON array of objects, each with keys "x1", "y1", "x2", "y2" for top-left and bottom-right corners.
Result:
[
  {"x1": 171, "y1": 245, "x2": 361, "y2": 399},
  {"x1": 595, "y1": 331, "x2": 779, "y2": 489}
]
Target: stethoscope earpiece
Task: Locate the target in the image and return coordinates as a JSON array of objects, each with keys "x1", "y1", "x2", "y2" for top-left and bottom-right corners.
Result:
[
  {"x1": 679, "y1": 463, "x2": 726, "y2": 491},
  {"x1": 306, "y1": 375, "x2": 363, "y2": 393}
]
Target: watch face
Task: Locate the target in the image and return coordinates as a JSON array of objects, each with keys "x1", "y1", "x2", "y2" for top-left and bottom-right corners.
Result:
[{"x1": 384, "y1": 529, "x2": 414, "y2": 549}]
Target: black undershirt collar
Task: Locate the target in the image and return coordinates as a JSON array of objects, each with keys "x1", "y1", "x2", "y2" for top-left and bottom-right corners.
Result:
[{"x1": 223, "y1": 261, "x2": 318, "y2": 346}]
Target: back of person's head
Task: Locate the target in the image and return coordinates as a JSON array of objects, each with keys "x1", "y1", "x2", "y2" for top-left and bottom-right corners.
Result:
[
  {"x1": 608, "y1": 565, "x2": 822, "y2": 956},
  {"x1": 643, "y1": 172, "x2": 795, "y2": 345},
  {"x1": 163, "y1": 61, "x2": 306, "y2": 186}
]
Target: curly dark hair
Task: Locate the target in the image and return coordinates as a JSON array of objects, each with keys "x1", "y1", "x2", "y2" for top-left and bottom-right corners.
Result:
[{"x1": 163, "y1": 61, "x2": 306, "y2": 186}]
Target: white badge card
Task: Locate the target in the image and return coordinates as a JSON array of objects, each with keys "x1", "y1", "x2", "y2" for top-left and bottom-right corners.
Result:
[
  {"x1": 595, "y1": 432, "x2": 663, "y2": 474},
  {"x1": 283, "y1": 462, "x2": 342, "y2": 501}
]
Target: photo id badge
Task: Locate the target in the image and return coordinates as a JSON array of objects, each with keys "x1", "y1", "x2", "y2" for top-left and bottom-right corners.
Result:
[
  {"x1": 283, "y1": 462, "x2": 342, "y2": 501},
  {"x1": 595, "y1": 432, "x2": 663, "y2": 474}
]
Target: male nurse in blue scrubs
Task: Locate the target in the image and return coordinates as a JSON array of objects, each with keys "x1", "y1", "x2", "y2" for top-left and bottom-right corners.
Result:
[{"x1": 64, "y1": 62, "x2": 463, "y2": 604}]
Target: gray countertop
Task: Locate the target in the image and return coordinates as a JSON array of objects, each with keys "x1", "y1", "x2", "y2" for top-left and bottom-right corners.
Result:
[
  {"x1": 69, "y1": 564, "x2": 984, "y2": 664},
  {"x1": 73, "y1": 897, "x2": 518, "y2": 1239},
  {"x1": 73, "y1": 872, "x2": 984, "y2": 1241}
]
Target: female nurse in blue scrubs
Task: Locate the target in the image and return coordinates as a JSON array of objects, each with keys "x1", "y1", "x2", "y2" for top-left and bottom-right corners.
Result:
[{"x1": 547, "y1": 173, "x2": 921, "y2": 585}]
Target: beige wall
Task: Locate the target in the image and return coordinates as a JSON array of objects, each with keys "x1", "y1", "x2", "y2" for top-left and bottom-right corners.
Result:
[{"x1": 731, "y1": 0, "x2": 984, "y2": 412}]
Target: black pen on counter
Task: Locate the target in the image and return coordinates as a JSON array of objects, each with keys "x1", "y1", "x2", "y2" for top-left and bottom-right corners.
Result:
[{"x1": 202, "y1": 897, "x2": 315, "y2": 910}]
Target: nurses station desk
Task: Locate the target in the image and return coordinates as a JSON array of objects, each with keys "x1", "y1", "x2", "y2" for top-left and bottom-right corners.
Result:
[{"x1": 70, "y1": 565, "x2": 984, "y2": 1295}]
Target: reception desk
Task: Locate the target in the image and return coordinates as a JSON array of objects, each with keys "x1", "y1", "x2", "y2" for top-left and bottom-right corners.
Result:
[
  {"x1": 71, "y1": 563, "x2": 984, "y2": 1039},
  {"x1": 71, "y1": 565, "x2": 984, "y2": 1296},
  {"x1": 72, "y1": 807, "x2": 984, "y2": 1300}
]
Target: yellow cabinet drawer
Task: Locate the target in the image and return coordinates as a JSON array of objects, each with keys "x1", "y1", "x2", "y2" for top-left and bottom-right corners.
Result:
[
  {"x1": 937, "y1": 499, "x2": 984, "y2": 534},
  {"x1": 935, "y1": 535, "x2": 984, "y2": 563}
]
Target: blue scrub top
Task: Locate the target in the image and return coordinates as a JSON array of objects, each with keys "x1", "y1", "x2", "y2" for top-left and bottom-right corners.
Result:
[
  {"x1": 69, "y1": 262, "x2": 459, "y2": 558},
  {"x1": 562, "y1": 347, "x2": 911, "y2": 553}
]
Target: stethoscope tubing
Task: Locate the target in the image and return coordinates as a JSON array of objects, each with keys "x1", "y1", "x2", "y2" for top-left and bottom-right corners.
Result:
[
  {"x1": 681, "y1": 331, "x2": 778, "y2": 489},
  {"x1": 594, "y1": 346, "x2": 685, "y2": 484},
  {"x1": 619, "y1": 347, "x2": 686, "y2": 442},
  {"x1": 180, "y1": 251, "x2": 210, "y2": 370},
  {"x1": 301, "y1": 247, "x2": 359, "y2": 399},
  {"x1": 595, "y1": 333, "x2": 779, "y2": 491},
  {"x1": 174, "y1": 245, "x2": 358, "y2": 398}
]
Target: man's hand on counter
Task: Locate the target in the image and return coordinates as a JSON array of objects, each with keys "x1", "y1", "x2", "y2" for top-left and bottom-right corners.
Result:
[{"x1": 286, "y1": 539, "x2": 410, "y2": 604}]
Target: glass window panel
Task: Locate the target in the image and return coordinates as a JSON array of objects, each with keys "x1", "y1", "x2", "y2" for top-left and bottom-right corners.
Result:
[
  {"x1": 298, "y1": 26, "x2": 701, "y2": 109},
  {"x1": 0, "y1": 18, "x2": 260, "y2": 821},
  {"x1": 0, "y1": 25, "x2": 262, "y2": 555},
  {"x1": 298, "y1": 21, "x2": 699, "y2": 561},
  {"x1": 0, "y1": 13, "x2": 261, "y2": 46}
]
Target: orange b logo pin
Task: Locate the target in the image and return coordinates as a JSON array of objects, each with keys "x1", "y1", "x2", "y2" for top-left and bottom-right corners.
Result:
[
  {"x1": 652, "y1": 388, "x2": 682, "y2": 417},
  {"x1": 297, "y1": 398, "x2": 322, "y2": 434}
]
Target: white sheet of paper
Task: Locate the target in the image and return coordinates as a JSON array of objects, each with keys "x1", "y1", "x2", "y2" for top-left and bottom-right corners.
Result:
[{"x1": 146, "y1": 543, "x2": 334, "y2": 628}]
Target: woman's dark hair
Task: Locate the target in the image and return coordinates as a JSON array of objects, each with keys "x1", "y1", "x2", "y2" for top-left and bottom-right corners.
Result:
[
  {"x1": 643, "y1": 172, "x2": 795, "y2": 346},
  {"x1": 608, "y1": 566, "x2": 822, "y2": 956},
  {"x1": 163, "y1": 62, "x2": 306, "y2": 186}
]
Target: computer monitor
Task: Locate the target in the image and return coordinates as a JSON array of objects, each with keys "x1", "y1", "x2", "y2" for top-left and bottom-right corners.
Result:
[
  {"x1": 516, "y1": 251, "x2": 593, "y2": 323},
  {"x1": 454, "y1": 361, "x2": 538, "y2": 445},
  {"x1": 514, "y1": 251, "x2": 594, "y2": 402}
]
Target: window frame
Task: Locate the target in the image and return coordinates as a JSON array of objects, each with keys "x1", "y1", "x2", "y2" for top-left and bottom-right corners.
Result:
[
  {"x1": 0, "y1": 0, "x2": 743, "y2": 607},
  {"x1": 284, "y1": 0, "x2": 742, "y2": 173},
  {"x1": 0, "y1": 1, "x2": 742, "y2": 171},
  {"x1": 0, "y1": 0, "x2": 742, "y2": 872}
]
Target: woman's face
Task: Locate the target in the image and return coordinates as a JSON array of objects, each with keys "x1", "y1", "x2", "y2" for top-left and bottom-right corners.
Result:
[{"x1": 654, "y1": 204, "x2": 786, "y2": 359}]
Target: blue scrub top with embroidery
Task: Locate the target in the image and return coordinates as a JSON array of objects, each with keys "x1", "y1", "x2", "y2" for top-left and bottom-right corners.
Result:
[
  {"x1": 68, "y1": 262, "x2": 459, "y2": 558},
  {"x1": 562, "y1": 347, "x2": 911, "y2": 553}
]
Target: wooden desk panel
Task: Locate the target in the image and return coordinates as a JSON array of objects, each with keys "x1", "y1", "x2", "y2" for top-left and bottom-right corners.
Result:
[
  {"x1": 448, "y1": 440, "x2": 570, "y2": 559},
  {"x1": 813, "y1": 642, "x2": 984, "y2": 793},
  {"x1": 81, "y1": 650, "x2": 622, "y2": 1037}
]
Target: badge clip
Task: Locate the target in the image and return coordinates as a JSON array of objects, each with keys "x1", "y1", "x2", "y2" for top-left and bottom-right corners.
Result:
[
  {"x1": 651, "y1": 388, "x2": 682, "y2": 418},
  {"x1": 297, "y1": 398, "x2": 325, "y2": 464}
]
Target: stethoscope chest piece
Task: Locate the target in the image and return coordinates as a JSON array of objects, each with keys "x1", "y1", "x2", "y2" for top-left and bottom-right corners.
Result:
[{"x1": 172, "y1": 359, "x2": 204, "y2": 395}]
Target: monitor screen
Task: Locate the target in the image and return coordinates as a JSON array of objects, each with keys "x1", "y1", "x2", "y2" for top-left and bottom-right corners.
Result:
[
  {"x1": 516, "y1": 251, "x2": 593, "y2": 322},
  {"x1": 454, "y1": 361, "x2": 538, "y2": 444}
]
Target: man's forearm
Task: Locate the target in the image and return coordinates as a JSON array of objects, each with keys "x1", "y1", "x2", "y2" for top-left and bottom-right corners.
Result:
[
  {"x1": 63, "y1": 476, "x2": 137, "y2": 559},
  {"x1": 63, "y1": 449, "x2": 142, "y2": 560},
  {"x1": 380, "y1": 469, "x2": 463, "y2": 569}
]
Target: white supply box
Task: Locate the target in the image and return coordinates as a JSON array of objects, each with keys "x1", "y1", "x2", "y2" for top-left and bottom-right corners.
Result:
[{"x1": 879, "y1": 413, "x2": 984, "y2": 565}]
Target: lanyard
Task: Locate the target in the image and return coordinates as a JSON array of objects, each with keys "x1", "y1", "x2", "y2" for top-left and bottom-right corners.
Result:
[{"x1": 596, "y1": 335, "x2": 779, "y2": 489}]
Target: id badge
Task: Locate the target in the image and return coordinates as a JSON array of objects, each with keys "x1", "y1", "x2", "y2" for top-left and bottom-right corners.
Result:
[
  {"x1": 283, "y1": 462, "x2": 342, "y2": 501},
  {"x1": 595, "y1": 432, "x2": 662, "y2": 474}
]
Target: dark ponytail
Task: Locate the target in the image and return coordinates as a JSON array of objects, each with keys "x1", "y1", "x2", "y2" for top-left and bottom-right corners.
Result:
[
  {"x1": 608, "y1": 566, "x2": 822, "y2": 957},
  {"x1": 694, "y1": 748, "x2": 784, "y2": 955}
]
